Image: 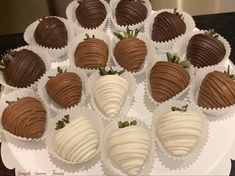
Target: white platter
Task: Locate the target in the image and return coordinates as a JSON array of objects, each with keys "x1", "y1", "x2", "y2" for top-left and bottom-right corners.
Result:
[{"x1": 1, "y1": 18, "x2": 235, "y2": 175}]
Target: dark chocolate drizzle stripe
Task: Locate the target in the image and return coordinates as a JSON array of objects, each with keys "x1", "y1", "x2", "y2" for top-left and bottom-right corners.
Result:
[
  {"x1": 198, "y1": 71, "x2": 235, "y2": 108},
  {"x1": 150, "y1": 61, "x2": 190, "y2": 102}
]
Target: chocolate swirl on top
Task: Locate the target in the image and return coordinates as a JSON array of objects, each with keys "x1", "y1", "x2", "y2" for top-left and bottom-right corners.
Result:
[
  {"x1": 46, "y1": 72, "x2": 82, "y2": 108},
  {"x1": 186, "y1": 34, "x2": 226, "y2": 68},
  {"x1": 2, "y1": 97, "x2": 46, "y2": 139},
  {"x1": 74, "y1": 38, "x2": 108, "y2": 69},
  {"x1": 152, "y1": 11, "x2": 186, "y2": 42},
  {"x1": 75, "y1": 0, "x2": 107, "y2": 29},
  {"x1": 34, "y1": 17, "x2": 68, "y2": 48},
  {"x1": 115, "y1": 0, "x2": 147, "y2": 26},
  {"x1": 150, "y1": 61, "x2": 190, "y2": 102},
  {"x1": 114, "y1": 38, "x2": 147, "y2": 72},
  {"x1": 198, "y1": 71, "x2": 235, "y2": 108},
  {"x1": 1, "y1": 49, "x2": 46, "y2": 88}
]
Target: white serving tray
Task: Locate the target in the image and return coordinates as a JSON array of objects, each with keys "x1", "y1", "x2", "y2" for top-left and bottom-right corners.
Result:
[{"x1": 1, "y1": 18, "x2": 235, "y2": 175}]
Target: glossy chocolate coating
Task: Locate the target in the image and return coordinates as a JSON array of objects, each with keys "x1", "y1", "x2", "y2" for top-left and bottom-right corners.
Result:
[
  {"x1": 198, "y1": 71, "x2": 235, "y2": 108},
  {"x1": 152, "y1": 11, "x2": 186, "y2": 42},
  {"x1": 150, "y1": 61, "x2": 190, "y2": 102},
  {"x1": 74, "y1": 38, "x2": 108, "y2": 69},
  {"x1": 46, "y1": 72, "x2": 82, "y2": 108},
  {"x1": 114, "y1": 37, "x2": 147, "y2": 72},
  {"x1": 34, "y1": 17, "x2": 68, "y2": 48},
  {"x1": 2, "y1": 49, "x2": 46, "y2": 88},
  {"x1": 75, "y1": 0, "x2": 106, "y2": 29},
  {"x1": 2, "y1": 97, "x2": 46, "y2": 139},
  {"x1": 115, "y1": 0, "x2": 147, "y2": 26},
  {"x1": 186, "y1": 34, "x2": 226, "y2": 68}
]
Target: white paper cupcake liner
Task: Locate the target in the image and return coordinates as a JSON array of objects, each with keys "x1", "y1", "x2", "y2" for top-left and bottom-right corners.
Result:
[
  {"x1": 111, "y1": 32, "x2": 155, "y2": 77},
  {"x1": 68, "y1": 30, "x2": 112, "y2": 74},
  {"x1": 45, "y1": 106, "x2": 104, "y2": 165},
  {"x1": 87, "y1": 66, "x2": 137, "y2": 122},
  {"x1": 24, "y1": 16, "x2": 75, "y2": 60},
  {"x1": 145, "y1": 53, "x2": 195, "y2": 107},
  {"x1": 66, "y1": 0, "x2": 110, "y2": 32},
  {"x1": 0, "y1": 45, "x2": 51, "y2": 91},
  {"x1": 37, "y1": 66, "x2": 88, "y2": 112},
  {"x1": 144, "y1": 9, "x2": 195, "y2": 52},
  {"x1": 152, "y1": 99, "x2": 208, "y2": 168},
  {"x1": 0, "y1": 88, "x2": 50, "y2": 141},
  {"x1": 189, "y1": 65, "x2": 235, "y2": 118},
  {"x1": 101, "y1": 116, "x2": 155, "y2": 176},
  {"x1": 172, "y1": 30, "x2": 231, "y2": 71},
  {"x1": 110, "y1": 0, "x2": 152, "y2": 32}
]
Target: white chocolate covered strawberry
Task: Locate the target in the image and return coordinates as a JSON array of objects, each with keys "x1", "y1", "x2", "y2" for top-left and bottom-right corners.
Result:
[
  {"x1": 156, "y1": 105, "x2": 202, "y2": 157},
  {"x1": 107, "y1": 120, "x2": 151, "y2": 175},
  {"x1": 93, "y1": 67, "x2": 129, "y2": 118}
]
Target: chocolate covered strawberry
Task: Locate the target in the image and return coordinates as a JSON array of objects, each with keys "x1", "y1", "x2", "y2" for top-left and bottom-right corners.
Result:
[
  {"x1": 0, "y1": 49, "x2": 46, "y2": 88},
  {"x1": 115, "y1": 0, "x2": 147, "y2": 26},
  {"x1": 156, "y1": 105, "x2": 202, "y2": 157},
  {"x1": 186, "y1": 29, "x2": 226, "y2": 68},
  {"x1": 46, "y1": 67, "x2": 82, "y2": 108},
  {"x1": 34, "y1": 16, "x2": 68, "y2": 48},
  {"x1": 107, "y1": 120, "x2": 151, "y2": 175},
  {"x1": 150, "y1": 53, "x2": 191, "y2": 102},
  {"x1": 74, "y1": 34, "x2": 108, "y2": 69},
  {"x1": 114, "y1": 28, "x2": 147, "y2": 72},
  {"x1": 198, "y1": 66, "x2": 235, "y2": 108},
  {"x1": 152, "y1": 9, "x2": 186, "y2": 42},
  {"x1": 75, "y1": 0, "x2": 107, "y2": 29},
  {"x1": 2, "y1": 97, "x2": 46, "y2": 139},
  {"x1": 92, "y1": 67, "x2": 129, "y2": 118}
]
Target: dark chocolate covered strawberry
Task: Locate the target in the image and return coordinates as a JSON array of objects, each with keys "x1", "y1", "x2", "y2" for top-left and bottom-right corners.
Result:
[
  {"x1": 198, "y1": 66, "x2": 235, "y2": 108},
  {"x1": 114, "y1": 28, "x2": 147, "y2": 72},
  {"x1": 115, "y1": 0, "x2": 147, "y2": 26},
  {"x1": 149, "y1": 52, "x2": 191, "y2": 102},
  {"x1": 2, "y1": 97, "x2": 46, "y2": 139},
  {"x1": 0, "y1": 49, "x2": 46, "y2": 88},
  {"x1": 45, "y1": 67, "x2": 82, "y2": 108},
  {"x1": 34, "y1": 16, "x2": 68, "y2": 48},
  {"x1": 75, "y1": 0, "x2": 107, "y2": 29},
  {"x1": 152, "y1": 9, "x2": 186, "y2": 42},
  {"x1": 186, "y1": 29, "x2": 226, "y2": 68},
  {"x1": 74, "y1": 34, "x2": 108, "y2": 69}
]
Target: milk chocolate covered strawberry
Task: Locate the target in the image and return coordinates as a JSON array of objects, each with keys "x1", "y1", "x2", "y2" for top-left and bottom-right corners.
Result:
[{"x1": 150, "y1": 53, "x2": 191, "y2": 102}]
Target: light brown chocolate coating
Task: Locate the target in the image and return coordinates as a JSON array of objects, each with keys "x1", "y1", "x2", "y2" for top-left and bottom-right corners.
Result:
[
  {"x1": 150, "y1": 61, "x2": 190, "y2": 102},
  {"x1": 2, "y1": 97, "x2": 46, "y2": 139},
  {"x1": 74, "y1": 38, "x2": 108, "y2": 69},
  {"x1": 114, "y1": 37, "x2": 147, "y2": 72},
  {"x1": 46, "y1": 72, "x2": 82, "y2": 108},
  {"x1": 198, "y1": 71, "x2": 235, "y2": 108}
]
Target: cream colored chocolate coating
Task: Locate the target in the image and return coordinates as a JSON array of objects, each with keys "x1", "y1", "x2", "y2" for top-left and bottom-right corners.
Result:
[
  {"x1": 93, "y1": 75, "x2": 129, "y2": 118},
  {"x1": 107, "y1": 126, "x2": 151, "y2": 175},
  {"x1": 157, "y1": 111, "x2": 202, "y2": 157},
  {"x1": 54, "y1": 116, "x2": 99, "y2": 163}
]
